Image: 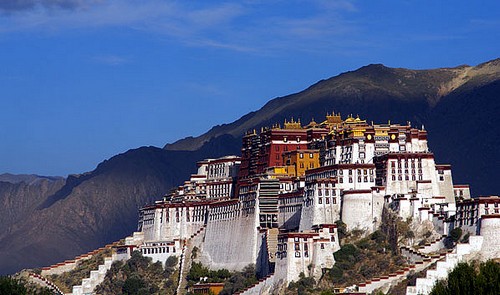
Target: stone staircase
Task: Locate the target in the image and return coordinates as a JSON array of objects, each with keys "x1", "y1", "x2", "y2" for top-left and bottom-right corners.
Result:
[
  {"x1": 400, "y1": 246, "x2": 438, "y2": 264},
  {"x1": 415, "y1": 235, "x2": 447, "y2": 254},
  {"x1": 27, "y1": 272, "x2": 64, "y2": 295},
  {"x1": 357, "y1": 259, "x2": 439, "y2": 294},
  {"x1": 41, "y1": 241, "x2": 122, "y2": 276},
  {"x1": 176, "y1": 225, "x2": 206, "y2": 295},
  {"x1": 234, "y1": 273, "x2": 275, "y2": 295},
  {"x1": 70, "y1": 253, "x2": 118, "y2": 295},
  {"x1": 354, "y1": 242, "x2": 452, "y2": 294},
  {"x1": 266, "y1": 228, "x2": 279, "y2": 263},
  {"x1": 406, "y1": 236, "x2": 483, "y2": 295}
]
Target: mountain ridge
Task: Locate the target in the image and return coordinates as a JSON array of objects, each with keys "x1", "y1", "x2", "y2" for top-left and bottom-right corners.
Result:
[{"x1": 165, "y1": 59, "x2": 500, "y2": 152}]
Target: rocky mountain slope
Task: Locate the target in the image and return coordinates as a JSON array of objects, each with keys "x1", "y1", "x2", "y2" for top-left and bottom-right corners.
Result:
[{"x1": 1, "y1": 59, "x2": 498, "y2": 275}]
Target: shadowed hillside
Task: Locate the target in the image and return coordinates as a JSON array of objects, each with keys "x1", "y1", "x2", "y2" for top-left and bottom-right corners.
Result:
[{"x1": 0, "y1": 136, "x2": 240, "y2": 275}]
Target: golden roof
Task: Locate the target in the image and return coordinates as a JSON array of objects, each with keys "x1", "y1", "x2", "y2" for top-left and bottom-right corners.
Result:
[{"x1": 284, "y1": 118, "x2": 302, "y2": 129}]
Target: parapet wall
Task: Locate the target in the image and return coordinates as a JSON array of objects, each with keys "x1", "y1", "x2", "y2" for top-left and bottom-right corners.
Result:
[{"x1": 40, "y1": 241, "x2": 120, "y2": 276}]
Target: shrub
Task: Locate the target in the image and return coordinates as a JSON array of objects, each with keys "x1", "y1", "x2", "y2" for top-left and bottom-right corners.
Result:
[
  {"x1": 449, "y1": 228, "x2": 462, "y2": 243},
  {"x1": 288, "y1": 273, "x2": 315, "y2": 295},
  {"x1": 95, "y1": 251, "x2": 178, "y2": 295},
  {"x1": 219, "y1": 264, "x2": 257, "y2": 295},
  {"x1": 122, "y1": 276, "x2": 145, "y2": 295},
  {"x1": 460, "y1": 232, "x2": 470, "y2": 243},
  {"x1": 334, "y1": 244, "x2": 360, "y2": 262},
  {"x1": 335, "y1": 220, "x2": 348, "y2": 242},
  {"x1": 370, "y1": 230, "x2": 387, "y2": 244}
]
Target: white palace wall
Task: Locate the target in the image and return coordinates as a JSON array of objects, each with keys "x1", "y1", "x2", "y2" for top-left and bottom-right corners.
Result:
[
  {"x1": 341, "y1": 190, "x2": 374, "y2": 232},
  {"x1": 299, "y1": 191, "x2": 342, "y2": 232},
  {"x1": 479, "y1": 216, "x2": 500, "y2": 260},
  {"x1": 200, "y1": 209, "x2": 260, "y2": 271}
]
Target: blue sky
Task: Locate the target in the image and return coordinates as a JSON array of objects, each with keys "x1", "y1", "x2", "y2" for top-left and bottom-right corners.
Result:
[{"x1": 0, "y1": 0, "x2": 498, "y2": 176}]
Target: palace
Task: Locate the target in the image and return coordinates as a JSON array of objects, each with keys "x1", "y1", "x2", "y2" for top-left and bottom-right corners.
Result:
[{"x1": 113, "y1": 114, "x2": 499, "y2": 294}]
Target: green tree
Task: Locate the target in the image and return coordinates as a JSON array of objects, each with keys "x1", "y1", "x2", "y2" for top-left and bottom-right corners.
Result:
[
  {"x1": 430, "y1": 260, "x2": 500, "y2": 295},
  {"x1": 446, "y1": 262, "x2": 476, "y2": 295},
  {"x1": 0, "y1": 276, "x2": 28, "y2": 295},
  {"x1": 477, "y1": 260, "x2": 500, "y2": 294},
  {"x1": 430, "y1": 280, "x2": 448, "y2": 295},
  {"x1": 0, "y1": 276, "x2": 53, "y2": 295}
]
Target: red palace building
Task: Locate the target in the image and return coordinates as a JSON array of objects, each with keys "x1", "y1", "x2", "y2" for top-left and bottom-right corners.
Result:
[{"x1": 238, "y1": 118, "x2": 328, "y2": 179}]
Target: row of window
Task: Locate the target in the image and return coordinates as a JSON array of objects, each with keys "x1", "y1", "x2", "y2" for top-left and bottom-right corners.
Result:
[
  {"x1": 141, "y1": 246, "x2": 176, "y2": 255},
  {"x1": 318, "y1": 197, "x2": 337, "y2": 205},
  {"x1": 317, "y1": 189, "x2": 337, "y2": 196},
  {"x1": 339, "y1": 176, "x2": 374, "y2": 183},
  {"x1": 390, "y1": 159, "x2": 423, "y2": 168},
  {"x1": 339, "y1": 169, "x2": 374, "y2": 176},
  {"x1": 279, "y1": 196, "x2": 302, "y2": 205},
  {"x1": 391, "y1": 175, "x2": 422, "y2": 181}
]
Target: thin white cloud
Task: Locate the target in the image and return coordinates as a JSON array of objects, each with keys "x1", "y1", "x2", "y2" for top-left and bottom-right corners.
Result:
[
  {"x1": 184, "y1": 81, "x2": 226, "y2": 97},
  {"x1": 0, "y1": 0, "x2": 103, "y2": 13},
  {"x1": 92, "y1": 54, "x2": 130, "y2": 66},
  {"x1": 0, "y1": 0, "x2": 362, "y2": 54}
]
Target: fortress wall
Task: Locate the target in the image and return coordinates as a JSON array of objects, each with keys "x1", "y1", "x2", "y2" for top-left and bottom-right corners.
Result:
[
  {"x1": 299, "y1": 187, "x2": 341, "y2": 231},
  {"x1": 341, "y1": 191, "x2": 374, "y2": 232},
  {"x1": 310, "y1": 239, "x2": 336, "y2": 281},
  {"x1": 200, "y1": 211, "x2": 259, "y2": 271},
  {"x1": 274, "y1": 252, "x2": 289, "y2": 287},
  {"x1": 298, "y1": 203, "x2": 314, "y2": 231},
  {"x1": 313, "y1": 201, "x2": 341, "y2": 226},
  {"x1": 371, "y1": 191, "x2": 385, "y2": 228},
  {"x1": 278, "y1": 206, "x2": 301, "y2": 231},
  {"x1": 436, "y1": 170, "x2": 455, "y2": 203},
  {"x1": 479, "y1": 216, "x2": 500, "y2": 259}
]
